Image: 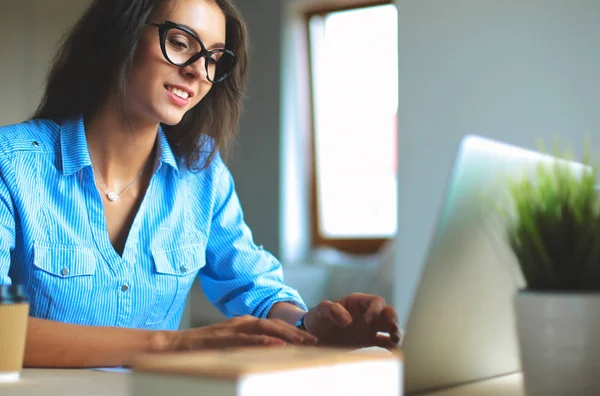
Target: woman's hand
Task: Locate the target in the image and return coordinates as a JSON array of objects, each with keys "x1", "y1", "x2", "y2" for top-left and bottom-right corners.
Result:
[
  {"x1": 304, "y1": 293, "x2": 400, "y2": 350},
  {"x1": 167, "y1": 315, "x2": 319, "y2": 350}
]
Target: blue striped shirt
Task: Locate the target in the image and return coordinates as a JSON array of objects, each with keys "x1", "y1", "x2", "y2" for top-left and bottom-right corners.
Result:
[{"x1": 0, "y1": 116, "x2": 306, "y2": 330}]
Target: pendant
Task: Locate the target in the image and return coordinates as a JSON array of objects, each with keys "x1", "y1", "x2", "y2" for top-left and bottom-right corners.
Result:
[{"x1": 107, "y1": 192, "x2": 119, "y2": 201}]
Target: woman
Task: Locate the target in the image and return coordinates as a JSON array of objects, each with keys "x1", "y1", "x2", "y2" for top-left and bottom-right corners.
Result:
[{"x1": 0, "y1": 0, "x2": 400, "y2": 367}]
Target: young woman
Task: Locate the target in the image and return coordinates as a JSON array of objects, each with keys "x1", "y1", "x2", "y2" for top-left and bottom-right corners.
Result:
[{"x1": 0, "y1": 0, "x2": 400, "y2": 367}]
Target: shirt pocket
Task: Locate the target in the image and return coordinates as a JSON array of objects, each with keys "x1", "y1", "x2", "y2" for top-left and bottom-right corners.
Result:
[
  {"x1": 145, "y1": 243, "x2": 206, "y2": 326},
  {"x1": 29, "y1": 243, "x2": 98, "y2": 325}
]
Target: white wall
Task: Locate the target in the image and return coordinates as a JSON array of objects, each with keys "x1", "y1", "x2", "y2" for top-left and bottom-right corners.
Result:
[{"x1": 394, "y1": 0, "x2": 600, "y2": 326}]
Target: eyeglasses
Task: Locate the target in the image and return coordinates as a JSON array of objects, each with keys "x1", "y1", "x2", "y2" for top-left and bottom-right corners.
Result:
[{"x1": 146, "y1": 21, "x2": 238, "y2": 84}]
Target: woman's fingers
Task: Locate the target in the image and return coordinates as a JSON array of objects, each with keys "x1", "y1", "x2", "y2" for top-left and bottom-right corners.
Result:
[
  {"x1": 363, "y1": 297, "x2": 386, "y2": 324},
  {"x1": 373, "y1": 306, "x2": 400, "y2": 334},
  {"x1": 205, "y1": 333, "x2": 287, "y2": 349},
  {"x1": 373, "y1": 333, "x2": 400, "y2": 351},
  {"x1": 244, "y1": 318, "x2": 318, "y2": 345},
  {"x1": 326, "y1": 301, "x2": 353, "y2": 328},
  {"x1": 359, "y1": 304, "x2": 401, "y2": 345},
  {"x1": 381, "y1": 305, "x2": 399, "y2": 326},
  {"x1": 173, "y1": 315, "x2": 320, "y2": 351}
]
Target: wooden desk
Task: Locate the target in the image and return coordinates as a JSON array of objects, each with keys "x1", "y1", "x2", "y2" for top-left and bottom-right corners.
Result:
[{"x1": 1, "y1": 369, "x2": 524, "y2": 396}]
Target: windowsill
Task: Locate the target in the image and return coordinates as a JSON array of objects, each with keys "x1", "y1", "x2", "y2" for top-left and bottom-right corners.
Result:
[{"x1": 282, "y1": 244, "x2": 393, "y2": 305}]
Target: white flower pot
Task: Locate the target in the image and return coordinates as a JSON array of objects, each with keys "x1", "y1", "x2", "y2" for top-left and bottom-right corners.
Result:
[{"x1": 515, "y1": 292, "x2": 600, "y2": 396}]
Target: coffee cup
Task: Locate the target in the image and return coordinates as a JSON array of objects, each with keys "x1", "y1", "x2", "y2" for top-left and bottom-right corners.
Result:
[{"x1": 0, "y1": 284, "x2": 29, "y2": 383}]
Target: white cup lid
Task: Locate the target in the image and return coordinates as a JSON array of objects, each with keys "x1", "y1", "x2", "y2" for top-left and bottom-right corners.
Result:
[{"x1": 0, "y1": 372, "x2": 20, "y2": 383}]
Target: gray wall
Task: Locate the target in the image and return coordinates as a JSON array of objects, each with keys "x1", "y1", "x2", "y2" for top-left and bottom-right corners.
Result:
[
  {"x1": 0, "y1": 0, "x2": 89, "y2": 125},
  {"x1": 227, "y1": 1, "x2": 285, "y2": 258},
  {"x1": 394, "y1": 0, "x2": 600, "y2": 326}
]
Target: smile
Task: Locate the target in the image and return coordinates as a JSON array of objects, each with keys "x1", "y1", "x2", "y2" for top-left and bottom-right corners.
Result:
[{"x1": 165, "y1": 85, "x2": 190, "y2": 99}]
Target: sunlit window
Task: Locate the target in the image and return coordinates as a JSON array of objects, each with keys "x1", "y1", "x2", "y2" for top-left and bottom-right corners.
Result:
[{"x1": 309, "y1": 4, "x2": 398, "y2": 247}]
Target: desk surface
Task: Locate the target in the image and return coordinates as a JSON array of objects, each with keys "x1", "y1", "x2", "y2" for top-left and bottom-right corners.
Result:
[
  {"x1": 419, "y1": 374, "x2": 524, "y2": 396},
  {"x1": 1, "y1": 369, "x2": 525, "y2": 396},
  {"x1": 1, "y1": 369, "x2": 129, "y2": 396}
]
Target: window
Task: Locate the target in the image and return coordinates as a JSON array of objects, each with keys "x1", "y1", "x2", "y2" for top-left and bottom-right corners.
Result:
[{"x1": 308, "y1": 2, "x2": 398, "y2": 254}]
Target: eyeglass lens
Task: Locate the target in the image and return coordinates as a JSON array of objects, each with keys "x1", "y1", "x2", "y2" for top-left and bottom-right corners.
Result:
[{"x1": 164, "y1": 27, "x2": 235, "y2": 82}]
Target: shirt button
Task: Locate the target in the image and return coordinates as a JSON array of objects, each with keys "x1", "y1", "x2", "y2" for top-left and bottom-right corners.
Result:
[
  {"x1": 32, "y1": 141, "x2": 39, "y2": 147},
  {"x1": 180, "y1": 265, "x2": 188, "y2": 273},
  {"x1": 121, "y1": 284, "x2": 129, "y2": 292},
  {"x1": 61, "y1": 268, "x2": 69, "y2": 276}
]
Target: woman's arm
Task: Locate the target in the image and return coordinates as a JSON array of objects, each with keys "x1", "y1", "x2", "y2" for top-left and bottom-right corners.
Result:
[
  {"x1": 267, "y1": 302, "x2": 306, "y2": 326},
  {"x1": 24, "y1": 317, "x2": 171, "y2": 368},
  {"x1": 24, "y1": 315, "x2": 316, "y2": 368},
  {"x1": 199, "y1": 157, "x2": 308, "y2": 319}
]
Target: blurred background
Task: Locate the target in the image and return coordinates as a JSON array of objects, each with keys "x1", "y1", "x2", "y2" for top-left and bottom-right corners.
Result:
[{"x1": 2, "y1": 0, "x2": 600, "y2": 328}]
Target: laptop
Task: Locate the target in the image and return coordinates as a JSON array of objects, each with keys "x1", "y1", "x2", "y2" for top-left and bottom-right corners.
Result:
[{"x1": 400, "y1": 134, "x2": 587, "y2": 394}]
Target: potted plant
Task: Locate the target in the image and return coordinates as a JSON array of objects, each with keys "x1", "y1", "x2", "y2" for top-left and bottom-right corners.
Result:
[{"x1": 506, "y1": 141, "x2": 600, "y2": 396}]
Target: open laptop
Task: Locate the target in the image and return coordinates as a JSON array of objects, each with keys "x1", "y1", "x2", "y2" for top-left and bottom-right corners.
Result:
[{"x1": 400, "y1": 134, "x2": 587, "y2": 394}]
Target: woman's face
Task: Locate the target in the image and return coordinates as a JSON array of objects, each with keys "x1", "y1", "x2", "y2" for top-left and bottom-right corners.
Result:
[{"x1": 127, "y1": 0, "x2": 226, "y2": 126}]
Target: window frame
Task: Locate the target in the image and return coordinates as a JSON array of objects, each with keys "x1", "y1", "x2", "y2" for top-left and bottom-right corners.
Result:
[{"x1": 305, "y1": 0, "x2": 396, "y2": 255}]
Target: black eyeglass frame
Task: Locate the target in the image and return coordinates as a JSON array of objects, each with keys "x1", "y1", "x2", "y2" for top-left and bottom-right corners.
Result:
[{"x1": 147, "y1": 20, "x2": 238, "y2": 83}]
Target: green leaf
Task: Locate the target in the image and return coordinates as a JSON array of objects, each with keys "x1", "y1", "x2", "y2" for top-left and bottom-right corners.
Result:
[{"x1": 502, "y1": 138, "x2": 600, "y2": 291}]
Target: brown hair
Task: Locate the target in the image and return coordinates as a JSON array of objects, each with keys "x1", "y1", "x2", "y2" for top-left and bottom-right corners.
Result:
[{"x1": 33, "y1": 0, "x2": 249, "y2": 170}]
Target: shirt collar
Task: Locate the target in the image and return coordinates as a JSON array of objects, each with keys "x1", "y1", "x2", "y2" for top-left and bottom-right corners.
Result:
[
  {"x1": 60, "y1": 116, "x2": 91, "y2": 176},
  {"x1": 156, "y1": 125, "x2": 180, "y2": 175},
  {"x1": 60, "y1": 115, "x2": 180, "y2": 176}
]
